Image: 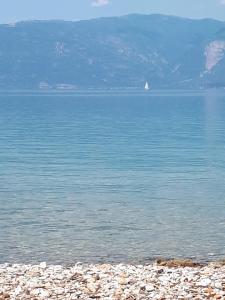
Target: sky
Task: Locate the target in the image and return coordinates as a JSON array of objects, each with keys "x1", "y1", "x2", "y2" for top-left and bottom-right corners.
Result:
[{"x1": 0, "y1": 0, "x2": 225, "y2": 24}]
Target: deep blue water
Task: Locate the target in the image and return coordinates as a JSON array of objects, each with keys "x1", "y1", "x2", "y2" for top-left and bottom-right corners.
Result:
[{"x1": 0, "y1": 91, "x2": 225, "y2": 264}]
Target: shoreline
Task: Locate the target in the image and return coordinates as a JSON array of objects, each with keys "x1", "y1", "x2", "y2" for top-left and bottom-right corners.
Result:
[{"x1": 1, "y1": 259, "x2": 225, "y2": 299}]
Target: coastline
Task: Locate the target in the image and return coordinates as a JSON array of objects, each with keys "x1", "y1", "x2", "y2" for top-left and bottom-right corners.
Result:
[{"x1": 1, "y1": 260, "x2": 225, "y2": 299}]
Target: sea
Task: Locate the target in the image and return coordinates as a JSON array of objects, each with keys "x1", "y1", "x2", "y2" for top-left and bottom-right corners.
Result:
[{"x1": 0, "y1": 90, "x2": 225, "y2": 264}]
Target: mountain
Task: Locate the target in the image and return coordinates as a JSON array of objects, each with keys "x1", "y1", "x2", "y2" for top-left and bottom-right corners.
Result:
[{"x1": 0, "y1": 14, "x2": 225, "y2": 89}]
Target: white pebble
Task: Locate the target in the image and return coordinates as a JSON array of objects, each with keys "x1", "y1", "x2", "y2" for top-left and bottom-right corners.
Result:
[
  {"x1": 196, "y1": 278, "x2": 211, "y2": 287},
  {"x1": 40, "y1": 262, "x2": 47, "y2": 269}
]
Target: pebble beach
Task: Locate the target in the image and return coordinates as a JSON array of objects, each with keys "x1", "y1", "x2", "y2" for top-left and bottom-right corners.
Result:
[{"x1": 1, "y1": 260, "x2": 225, "y2": 299}]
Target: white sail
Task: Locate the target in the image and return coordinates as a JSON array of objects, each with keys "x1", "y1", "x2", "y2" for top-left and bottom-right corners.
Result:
[{"x1": 145, "y1": 81, "x2": 150, "y2": 90}]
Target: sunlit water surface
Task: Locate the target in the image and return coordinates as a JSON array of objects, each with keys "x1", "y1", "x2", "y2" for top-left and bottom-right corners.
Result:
[{"x1": 0, "y1": 91, "x2": 225, "y2": 264}]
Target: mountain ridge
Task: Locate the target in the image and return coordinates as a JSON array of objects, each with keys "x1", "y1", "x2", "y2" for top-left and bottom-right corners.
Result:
[
  {"x1": 0, "y1": 14, "x2": 225, "y2": 89},
  {"x1": 4, "y1": 13, "x2": 225, "y2": 25}
]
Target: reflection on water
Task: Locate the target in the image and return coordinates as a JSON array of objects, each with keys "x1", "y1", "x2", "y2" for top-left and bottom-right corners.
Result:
[{"x1": 0, "y1": 91, "x2": 225, "y2": 264}]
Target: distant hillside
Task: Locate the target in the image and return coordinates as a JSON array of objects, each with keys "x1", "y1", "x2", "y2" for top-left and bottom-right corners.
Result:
[{"x1": 0, "y1": 14, "x2": 225, "y2": 89}]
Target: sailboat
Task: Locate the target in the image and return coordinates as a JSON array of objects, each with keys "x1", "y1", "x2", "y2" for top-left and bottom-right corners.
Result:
[{"x1": 144, "y1": 81, "x2": 150, "y2": 91}]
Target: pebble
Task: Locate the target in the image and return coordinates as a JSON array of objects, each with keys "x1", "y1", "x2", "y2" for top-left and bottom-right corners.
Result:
[
  {"x1": 145, "y1": 284, "x2": 155, "y2": 292},
  {"x1": 196, "y1": 278, "x2": 211, "y2": 287},
  {"x1": 31, "y1": 288, "x2": 50, "y2": 298},
  {"x1": 39, "y1": 262, "x2": 47, "y2": 269},
  {"x1": 0, "y1": 263, "x2": 225, "y2": 299},
  {"x1": 14, "y1": 286, "x2": 22, "y2": 296}
]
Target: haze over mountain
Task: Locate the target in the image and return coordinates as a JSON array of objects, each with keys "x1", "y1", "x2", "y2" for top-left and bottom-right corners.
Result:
[{"x1": 1, "y1": 14, "x2": 225, "y2": 90}]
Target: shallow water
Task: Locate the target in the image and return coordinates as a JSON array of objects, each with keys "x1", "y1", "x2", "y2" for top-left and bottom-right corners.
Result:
[{"x1": 0, "y1": 91, "x2": 225, "y2": 264}]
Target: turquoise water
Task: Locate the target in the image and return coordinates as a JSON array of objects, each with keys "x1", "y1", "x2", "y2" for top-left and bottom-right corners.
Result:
[{"x1": 0, "y1": 91, "x2": 225, "y2": 264}]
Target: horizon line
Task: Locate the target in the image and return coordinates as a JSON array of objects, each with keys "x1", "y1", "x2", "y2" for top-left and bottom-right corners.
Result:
[{"x1": 1, "y1": 13, "x2": 225, "y2": 26}]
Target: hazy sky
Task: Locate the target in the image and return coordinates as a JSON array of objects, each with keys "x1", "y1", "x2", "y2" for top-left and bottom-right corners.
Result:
[{"x1": 1, "y1": 0, "x2": 225, "y2": 24}]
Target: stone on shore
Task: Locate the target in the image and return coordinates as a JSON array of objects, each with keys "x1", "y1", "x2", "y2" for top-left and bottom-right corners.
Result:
[{"x1": 0, "y1": 261, "x2": 225, "y2": 299}]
